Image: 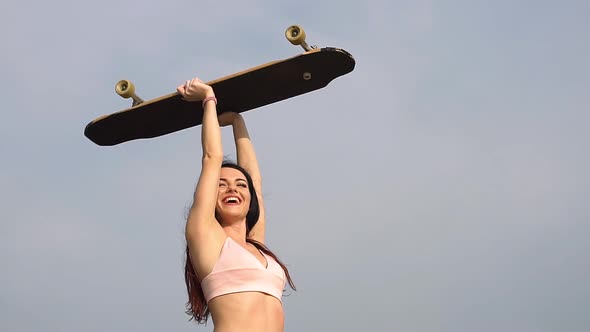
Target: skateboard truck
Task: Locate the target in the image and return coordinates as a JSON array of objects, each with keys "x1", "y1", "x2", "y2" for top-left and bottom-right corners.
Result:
[
  {"x1": 285, "y1": 25, "x2": 317, "y2": 52},
  {"x1": 115, "y1": 80, "x2": 144, "y2": 106}
]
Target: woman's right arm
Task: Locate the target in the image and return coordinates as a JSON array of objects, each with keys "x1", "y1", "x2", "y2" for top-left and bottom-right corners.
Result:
[{"x1": 179, "y1": 79, "x2": 226, "y2": 274}]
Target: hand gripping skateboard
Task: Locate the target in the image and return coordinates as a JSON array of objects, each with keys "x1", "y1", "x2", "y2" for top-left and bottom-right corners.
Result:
[{"x1": 84, "y1": 25, "x2": 355, "y2": 146}]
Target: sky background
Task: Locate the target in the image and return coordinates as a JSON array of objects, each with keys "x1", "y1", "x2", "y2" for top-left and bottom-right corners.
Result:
[{"x1": 1, "y1": 0, "x2": 589, "y2": 331}]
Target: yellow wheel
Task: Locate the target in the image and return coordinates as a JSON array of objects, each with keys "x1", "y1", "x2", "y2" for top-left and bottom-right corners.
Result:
[
  {"x1": 115, "y1": 79, "x2": 144, "y2": 106},
  {"x1": 115, "y1": 80, "x2": 135, "y2": 99},
  {"x1": 285, "y1": 25, "x2": 306, "y2": 45}
]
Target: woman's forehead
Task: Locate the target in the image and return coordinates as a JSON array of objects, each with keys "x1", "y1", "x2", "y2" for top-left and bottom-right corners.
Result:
[{"x1": 220, "y1": 167, "x2": 246, "y2": 179}]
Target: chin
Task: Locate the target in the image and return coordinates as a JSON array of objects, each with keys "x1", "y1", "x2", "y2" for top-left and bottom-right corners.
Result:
[{"x1": 217, "y1": 210, "x2": 247, "y2": 221}]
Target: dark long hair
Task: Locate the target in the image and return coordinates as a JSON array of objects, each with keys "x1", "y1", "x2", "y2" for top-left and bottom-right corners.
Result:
[{"x1": 184, "y1": 161, "x2": 296, "y2": 323}]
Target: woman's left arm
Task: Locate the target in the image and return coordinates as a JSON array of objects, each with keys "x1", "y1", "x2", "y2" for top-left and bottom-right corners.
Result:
[{"x1": 223, "y1": 113, "x2": 266, "y2": 243}]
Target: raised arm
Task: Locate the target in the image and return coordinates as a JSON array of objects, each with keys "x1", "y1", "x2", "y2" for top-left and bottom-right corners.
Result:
[
  {"x1": 224, "y1": 113, "x2": 266, "y2": 243},
  {"x1": 180, "y1": 78, "x2": 226, "y2": 276}
]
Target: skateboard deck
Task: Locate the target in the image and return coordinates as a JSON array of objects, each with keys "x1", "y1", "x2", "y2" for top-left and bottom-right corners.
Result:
[{"x1": 84, "y1": 34, "x2": 355, "y2": 146}]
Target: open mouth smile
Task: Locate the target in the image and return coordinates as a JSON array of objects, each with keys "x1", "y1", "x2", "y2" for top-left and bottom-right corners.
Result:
[{"x1": 223, "y1": 196, "x2": 241, "y2": 205}]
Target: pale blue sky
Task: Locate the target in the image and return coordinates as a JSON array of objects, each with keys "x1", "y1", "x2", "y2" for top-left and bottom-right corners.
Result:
[{"x1": 1, "y1": 1, "x2": 588, "y2": 331}]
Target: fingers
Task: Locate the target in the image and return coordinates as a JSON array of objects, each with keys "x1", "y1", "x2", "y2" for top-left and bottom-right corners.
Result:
[
  {"x1": 177, "y1": 77, "x2": 208, "y2": 101},
  {"x1": 177, "y1": 79, "x2": 192, "y2": 99},
  {"x1": 176, "y1": 85, "x2": 186, "y2": 100}
]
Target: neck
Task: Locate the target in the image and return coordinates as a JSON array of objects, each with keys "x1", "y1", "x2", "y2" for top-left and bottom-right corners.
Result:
[{"x1": 220, "y1": 221, "x2": 248, "y2": 244}]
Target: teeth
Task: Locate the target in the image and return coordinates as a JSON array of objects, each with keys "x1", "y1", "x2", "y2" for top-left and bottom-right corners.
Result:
[{"x1": 225, "y1": 197, "x2": 239, "y2": 203}]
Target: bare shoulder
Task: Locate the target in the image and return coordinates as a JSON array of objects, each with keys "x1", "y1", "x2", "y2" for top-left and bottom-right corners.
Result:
[{"x1": 186, "y1": 216, "x2": 227, "y2": 278}]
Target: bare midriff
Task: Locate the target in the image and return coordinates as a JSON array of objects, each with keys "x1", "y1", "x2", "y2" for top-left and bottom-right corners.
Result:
[{"x1": 209, "y1": 291, "x2": 284, "y2": 332}]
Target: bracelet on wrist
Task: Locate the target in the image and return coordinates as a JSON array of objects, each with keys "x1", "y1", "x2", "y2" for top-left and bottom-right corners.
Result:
[{"x1": 202, "y1": 96, "x2": 217, "y2": 108}]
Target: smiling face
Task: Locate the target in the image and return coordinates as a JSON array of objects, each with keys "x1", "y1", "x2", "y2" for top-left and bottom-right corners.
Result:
[{"x1": 215, "y1": 167, "x2": 252, "y2": 223}]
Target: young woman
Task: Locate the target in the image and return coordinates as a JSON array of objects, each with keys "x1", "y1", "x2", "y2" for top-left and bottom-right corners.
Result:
[{"x1": 178, "y1": 77, "x2": 295, "y2": 332}]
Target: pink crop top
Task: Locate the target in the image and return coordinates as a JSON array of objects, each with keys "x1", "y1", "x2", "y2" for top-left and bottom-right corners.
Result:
[{"x1": 201, "y1": 237, "x2": 286, "y2": 303}]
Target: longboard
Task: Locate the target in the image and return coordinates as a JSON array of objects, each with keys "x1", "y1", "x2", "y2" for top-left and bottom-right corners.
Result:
[{"x1": 84, "y1": 26, "x2": 355, "y2": 146}]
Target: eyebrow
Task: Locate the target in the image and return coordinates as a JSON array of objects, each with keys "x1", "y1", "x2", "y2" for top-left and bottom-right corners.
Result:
[{"x1": 220, "y1": 177, "x2": 247, "y2": 183}]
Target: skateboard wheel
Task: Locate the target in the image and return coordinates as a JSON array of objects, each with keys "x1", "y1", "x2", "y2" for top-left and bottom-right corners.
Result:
[
  {"x1": 285, "y1": 25, "x2": 306, "y2": 45},
  {"x1": 115, "y1": 80, "x2": 135, "y2": 99}
]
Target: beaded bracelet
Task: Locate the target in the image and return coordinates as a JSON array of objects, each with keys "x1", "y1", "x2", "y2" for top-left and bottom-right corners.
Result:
[{"x1": 202, "y1": 96, "x2": 217, "y2": 108}]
